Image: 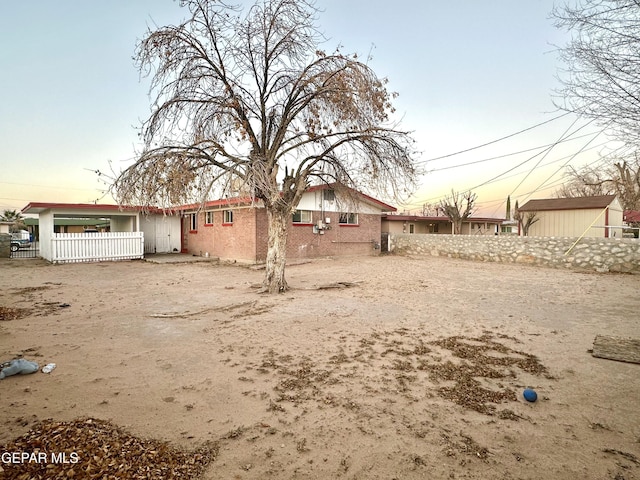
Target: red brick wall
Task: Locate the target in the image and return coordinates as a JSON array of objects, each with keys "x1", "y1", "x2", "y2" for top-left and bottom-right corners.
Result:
[
  {"x1": 284, "y1": 211, "x2": 381, "y2": 259},
  {"x1": 255, "y1": 209, "x2": 269, "y2": 262},
  {"x1": 183, "y1": 208, "x2": 382, "y2": 262},
  {"x1": 183, "y1": 209, "x2": 258, "y2": 261}
]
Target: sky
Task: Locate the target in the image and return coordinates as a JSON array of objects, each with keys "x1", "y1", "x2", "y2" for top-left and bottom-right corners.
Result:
[{"x1": 0, "y1": 0, "x2": 614, "y2": 218}]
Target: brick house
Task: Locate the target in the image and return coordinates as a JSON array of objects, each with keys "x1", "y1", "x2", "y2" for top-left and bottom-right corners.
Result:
[{"x1": 179, "y1": 185, "x2": 396, "y2": 262}]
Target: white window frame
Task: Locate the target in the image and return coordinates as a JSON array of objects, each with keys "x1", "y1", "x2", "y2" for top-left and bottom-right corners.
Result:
[
  {"x1": 292, "y1": 210, "x2": 312, "y2": 224},
  {"x1": 223, "y1": 210, "x2": 234, "y2": 224}
]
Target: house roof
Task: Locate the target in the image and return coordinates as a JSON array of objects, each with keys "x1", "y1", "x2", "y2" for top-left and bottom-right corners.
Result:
[
  {"x1": 21, "y1": 185, "x2": 396, "y2": 216},
  {"x1": 21, "y1": 202, "x2": 174, "y2": 215},
  {"x1": 624, "y1": 210, "x2": 640, "y2": 223},
  {"x1": 176, "y1": 196, "x2": 256, "y2": 212},
  {"x1": 382, "y1": 214, "x2": 504, "y2": 223},
  {"x1": 517, "y1": 195, "x2": 617, "y2": 212}
]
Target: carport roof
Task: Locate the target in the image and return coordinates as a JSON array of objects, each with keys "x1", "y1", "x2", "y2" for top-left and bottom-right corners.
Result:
[{"x1": 21, "y1": 202, "x2": 170, "y2": 215}]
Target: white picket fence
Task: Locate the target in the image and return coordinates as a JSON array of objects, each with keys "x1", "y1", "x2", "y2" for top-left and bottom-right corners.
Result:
[{"x1": 51, "y1": 232, "x2": 144, "y2": 263}]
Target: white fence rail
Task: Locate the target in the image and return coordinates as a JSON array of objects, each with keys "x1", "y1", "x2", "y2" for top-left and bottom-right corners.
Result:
[{"x1": 51, "y1": 232, "x2": 144, "y2": 263}]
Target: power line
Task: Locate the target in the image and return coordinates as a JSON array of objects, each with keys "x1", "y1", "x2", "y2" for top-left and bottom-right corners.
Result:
[
  {"x1": 401, "y1": 137, "x2": 611, "y2": 209},
  {"x1": 424, "y1": 130, "x2": 600, "y2": 173},
  {"x1": 418, "y1": 111, "x2": 572, "y2": 164},
  {"x1": 0, "y1": 181, "x2": 98, "y2": 192},
  {"x1": 407, "y1": 121, "x2": 602, "y2": 209},
  {"x1": 507, "y1": 117, "x2": 587, "y2": 199},
  {"x1": 521, "y1": 139, "x2": 628, "y2": 205}
]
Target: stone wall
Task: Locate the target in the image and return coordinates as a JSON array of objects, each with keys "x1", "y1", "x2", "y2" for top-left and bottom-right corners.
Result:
[
  {"x1": 387, "y1": 233, "x2": 640, "y2": 274},
  {"x1": 0, "y1": 233, "x2": 10, "y2": 258}
]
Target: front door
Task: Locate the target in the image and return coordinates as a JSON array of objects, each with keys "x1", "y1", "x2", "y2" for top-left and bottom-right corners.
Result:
[{"x1": 155, "y1": 217, "x2": 171, "y2": 253}]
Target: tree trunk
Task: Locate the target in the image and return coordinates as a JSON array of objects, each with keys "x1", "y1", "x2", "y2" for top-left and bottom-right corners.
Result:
[{"x1": 263, "y1": 207, "x2": 289, "y2": 293}]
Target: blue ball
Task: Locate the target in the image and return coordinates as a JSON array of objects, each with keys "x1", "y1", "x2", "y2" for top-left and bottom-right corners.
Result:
[{"x1": 523, "y1": 389, "x2": 538, "y2": 402}]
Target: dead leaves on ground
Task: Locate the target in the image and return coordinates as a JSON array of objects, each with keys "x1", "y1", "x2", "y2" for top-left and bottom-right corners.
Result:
[
  {"x1": 0, "y1": 418, "x2": 217, "y2": 480},
  {"x1": 255, "y1": 330, "x2": 549, "y2": 417},
  {"x1": 0, "y1": 306, "x2": 31, "y2": 321}
]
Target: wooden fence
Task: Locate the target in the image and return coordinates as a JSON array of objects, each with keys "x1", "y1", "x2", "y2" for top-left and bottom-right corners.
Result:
[{"x1": 51, "y1": 232, "x2": 144, "y2": 263}]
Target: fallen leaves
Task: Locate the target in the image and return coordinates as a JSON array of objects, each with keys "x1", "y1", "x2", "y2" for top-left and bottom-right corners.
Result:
[
  {"x1": 0, "y1": 418, "x2": 217, "y2": 480},
  {"x1": 0, "y1": 306, "x2": 31, "y2": 321}
]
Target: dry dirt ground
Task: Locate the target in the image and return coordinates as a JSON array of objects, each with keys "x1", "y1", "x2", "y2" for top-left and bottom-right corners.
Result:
[{"x1": 0, "y1": 254, "x2": 639, "y2": 479}]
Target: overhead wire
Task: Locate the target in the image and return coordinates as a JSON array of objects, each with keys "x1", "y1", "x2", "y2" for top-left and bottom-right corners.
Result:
[
  {"x1": 506, "y1": 116, "x2": 586, "y2": 199},
  {"x1": 424, "y1": 130, "x2": 601, "y2": 173},
  {"x1": 417, "y1": 111, "x2": 572, "y2": 164},
  {"x1": 401, "y1": 134, "x2": 614, "y2": 210}
]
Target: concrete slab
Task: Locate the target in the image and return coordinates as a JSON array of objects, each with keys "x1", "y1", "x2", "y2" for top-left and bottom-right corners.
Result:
[{"x1": 144, "y1": 253, "x2": 219, "y2": 264}]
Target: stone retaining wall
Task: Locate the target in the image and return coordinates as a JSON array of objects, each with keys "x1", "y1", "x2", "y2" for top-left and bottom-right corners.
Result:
[
  {"x1": 386, "y1": 233, "x2": 640, "y2": 274},
  {"x1": 0, "y1": 233, "x2": 10, "y2": 258}
]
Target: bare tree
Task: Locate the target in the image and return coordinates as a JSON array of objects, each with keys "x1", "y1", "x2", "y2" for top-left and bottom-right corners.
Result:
[
  {"x1": 111, "y1": 0, "x2": 417, "y2": 293},
  {"x1": 513, "y1": 202, "x2": 540, "y2": 236},
  {"x1": 555, "y1": 165, "x2": 614, "y2": 198},
  {"x1": 439, "y1": 190, "x2": 476, "y2": 234},
  {"x1": 556, "y1": 156, "x2": 640, "y2": 210},
  {"x1": 552, "y1": 1, "x2": 640, "y2": 145},
  {"x1": 611, "y1": 158, "x2": 640, "y2": 210},
  {"x1": 421, "y1": 202, "x2": 442, "y2": 217},
  {"x1": 516, "y1": 211, "x2": 540, "y2": 236}
]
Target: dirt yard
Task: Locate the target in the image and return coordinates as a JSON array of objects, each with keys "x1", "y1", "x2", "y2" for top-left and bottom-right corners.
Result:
[{"x1": 1, "y1": 254, "x2": 639, "y2": 479}]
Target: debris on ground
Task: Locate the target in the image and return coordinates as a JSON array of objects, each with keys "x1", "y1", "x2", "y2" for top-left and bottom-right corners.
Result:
[
  {"x1": 0, "y1": 417, "x2": 218, "y2": 480},
  {"x1": 0, "y1": 359, "x2": 39, "y2": 380}
]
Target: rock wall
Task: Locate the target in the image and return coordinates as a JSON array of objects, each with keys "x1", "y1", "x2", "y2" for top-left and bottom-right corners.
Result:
[
  {"x1": 387, "y1": 233, "x2": 640, "y2": 274},
  {"x1": 0, "y1": 233, "x2": 10, "y2": 258}
]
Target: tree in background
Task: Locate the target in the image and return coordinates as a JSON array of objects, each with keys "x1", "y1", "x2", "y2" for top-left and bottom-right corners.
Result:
[
  {"x1": 505, "y1": 195, "x2": 511, "y2": 220},
  {"x1": 0, "y1": 209, "x2": 26, "y2": 233},
  {"x1": 512, "y1": 202, "x2": 540, "y2": 237},
  {"x1": 111, "y1": 0, "x2": 417, "y2": 293},
  {"x1": 552, "y1": 1, "x2": 640, "y2": 146},
  {"x1": 439, "y1": 190, "x2": 476, "y2": 234},
  {"x1": 556, "y1": 156, "x2": 640, "y2": 210},
  {"x1": 421, "y1": 202, "x2": 442, "y2": 217}
]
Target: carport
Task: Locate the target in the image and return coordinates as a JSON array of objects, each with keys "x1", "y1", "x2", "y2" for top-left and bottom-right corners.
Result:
[{"x1": 21, "y1": 203, "x2": 181, "y2": 262}]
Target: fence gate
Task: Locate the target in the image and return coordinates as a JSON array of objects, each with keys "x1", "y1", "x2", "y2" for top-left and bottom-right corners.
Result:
[{"x1": 10, "y1": 238, "x2": 39, "y2": 259}]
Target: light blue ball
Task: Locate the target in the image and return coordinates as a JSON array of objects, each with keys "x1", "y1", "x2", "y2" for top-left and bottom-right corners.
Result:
[{"x1": 523, "y1": 388, "x2": 538, "y2": 402}]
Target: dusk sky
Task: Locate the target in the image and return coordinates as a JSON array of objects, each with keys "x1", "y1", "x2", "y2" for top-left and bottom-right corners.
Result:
[{"x1": 0, "y1": 1, "x2": 615, "y2": 217}]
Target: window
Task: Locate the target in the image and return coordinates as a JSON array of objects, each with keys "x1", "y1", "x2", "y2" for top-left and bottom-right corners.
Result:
[
  {"x1": 409, "y1": 224, "x2": 415, "y2": 234},
  {"x1": 292, "y1": 210, "x2": 312, "y2": 224},
  {"x1": 205, "y1": 211, "x2": 213, "y2": 225},
  {"x1": 223, "y1": 210, "x2": 233, "y2": 224},
  {"x1": 189, "y1": 213, "x2": 197, "y2": 231},
  {"x1": 339, "y1": 212, "x2": 358, "y2": 225},
  {"x1": 323, "y1": 189, "x2": 335, "y2": 202}
]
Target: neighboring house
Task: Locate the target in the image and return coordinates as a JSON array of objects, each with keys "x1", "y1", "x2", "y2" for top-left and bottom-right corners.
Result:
[
  {"x1": 179, "y1": 185, "x2": 395, "y2": 262},
  {"x1": 624, "y1": 210, "x2": 640, "y2": 225},
  {"x1": 22, "y1": 217, "x2": 111, "y2": 240},
  {"x1": 623, "y1": 210, "x2": 640, "y2": 238},
  {"x1": 381, "y1": 214, "x2": 503, "y2": 236},
  {"x1": 500, "y1": 219, "x2": 518, "y2": 235},
  {"x1": 516, "y1": 195, "x2": 624, "y2": 238}
]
